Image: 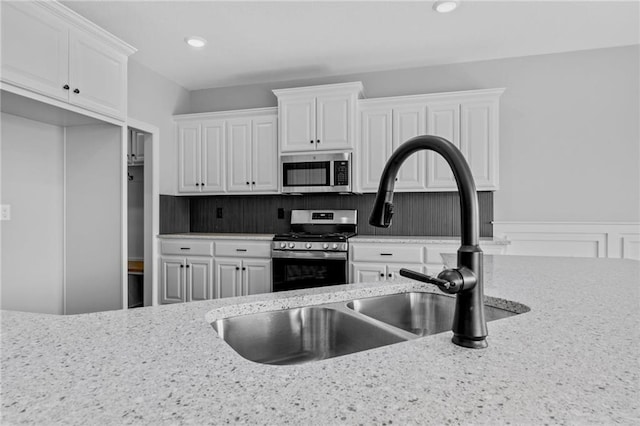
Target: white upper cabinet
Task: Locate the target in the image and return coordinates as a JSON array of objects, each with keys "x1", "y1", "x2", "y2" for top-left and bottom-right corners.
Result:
[
  {"x1": 358, "y1": 89, "x2": 504, "y2": 192},
  {"x1": 175, "y1": 108, "x2": 278, "y2": 195},
  {"x1": 274, "y1": 82, "x2": 364, "y2": 153},
  {"x1": 0, "y1": 1, "x2": 135, "y2": 121}
]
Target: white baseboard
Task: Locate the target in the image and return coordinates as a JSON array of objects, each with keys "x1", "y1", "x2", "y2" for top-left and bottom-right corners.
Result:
[{"x1": 493, "y1": 222, "x2": 640, "y2": 260}]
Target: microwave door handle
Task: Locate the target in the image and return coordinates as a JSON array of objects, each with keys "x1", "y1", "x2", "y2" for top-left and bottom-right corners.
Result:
[{"x1": 329, "y1": 160, "x2": 334, "y2": 187}]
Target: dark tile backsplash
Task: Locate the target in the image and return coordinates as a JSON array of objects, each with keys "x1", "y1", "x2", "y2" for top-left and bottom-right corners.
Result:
[
  {"x1": 160, "y1": 192, "x2": 493, "y2": 237},
  {"x1": 159, "y1": 195, "x2": 190, "y2": 234}
]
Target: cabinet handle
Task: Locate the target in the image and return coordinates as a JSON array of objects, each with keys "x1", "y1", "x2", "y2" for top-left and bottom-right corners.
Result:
[
  {"x1": 236, "y1": 249, "x2": 247, "y2": 252},
  {"x1": 380, "y1": 253, "x2": 393, "y2": 256},
  {"x1": 73, "y1": 88, "x2": 80, "y2": 94},
  {"x1": 63, "y1": 84, "x2": 70, "y2": 90},
  {"x1": 180, "y1": 247, "x2": 191, "y2": 250}
]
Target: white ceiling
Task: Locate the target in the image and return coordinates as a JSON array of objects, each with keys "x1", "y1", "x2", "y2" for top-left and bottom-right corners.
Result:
[{"x1": 61, "y1": 1, "x2": 640, "y2": 91}]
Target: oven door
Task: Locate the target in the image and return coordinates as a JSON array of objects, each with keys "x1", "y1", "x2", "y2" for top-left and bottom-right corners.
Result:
[{"x1": 272, "y1": 250, "x2": 348, "y2": 292}]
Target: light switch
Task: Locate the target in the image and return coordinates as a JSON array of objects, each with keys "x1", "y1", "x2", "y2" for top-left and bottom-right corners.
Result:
[{"x1": 1, "y1": 205, "x2": 11, "y2": 221}]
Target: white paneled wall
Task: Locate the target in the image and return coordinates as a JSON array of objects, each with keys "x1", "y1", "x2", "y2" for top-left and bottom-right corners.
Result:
[{"x1": 493, "y1": 222, "x2": 640, "y2": 260}]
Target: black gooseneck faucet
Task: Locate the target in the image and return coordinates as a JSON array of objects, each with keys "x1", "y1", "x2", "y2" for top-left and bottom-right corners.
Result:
[{"x1": 369, "y1": 135, "x2": 488, "y2": 349}]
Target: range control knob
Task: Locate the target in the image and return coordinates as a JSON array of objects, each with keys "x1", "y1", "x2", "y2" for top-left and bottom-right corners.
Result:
[
  {"x1": 322, "y1": 243, "x2": 329, "y2": 249},
  {"x1": 332, "y1": 243, "x2": 339, "y2": 250},
  {"x1": 288, "y1": 242, "x2": 295, "y2": 249},
  {"x1": 279, "y1": 242, "x2": 287, "y2": 249},
  {"x1": 305, "y1": 243, "x2": 312, "y2": 249}
]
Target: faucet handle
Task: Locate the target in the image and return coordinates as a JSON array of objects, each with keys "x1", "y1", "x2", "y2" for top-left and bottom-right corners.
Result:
[{"x1": 399, "y1": 268, "x2": 462, "y2": 294}]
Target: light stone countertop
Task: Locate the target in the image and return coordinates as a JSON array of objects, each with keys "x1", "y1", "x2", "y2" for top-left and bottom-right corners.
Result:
[
  {"x1": 2, "y1": 255, "x2": 639, "y2": 425},
  {"x1": 158, "y1": 233, "x2": 275, "y2": 240},
  {"x1": 351, "y1": 235, "x2": 510, "y2": 245}
]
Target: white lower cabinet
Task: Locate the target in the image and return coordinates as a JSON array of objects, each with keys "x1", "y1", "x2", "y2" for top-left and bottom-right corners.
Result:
[
  {"x1": 351, "y1": 263, "x2": 425, "y2": 283},
  {"x1": 160, "y1": 256, "x2": 213, "y2": 304},
  {"x1": 215, "y1": 258, "x2": 271, "y2": 298}
]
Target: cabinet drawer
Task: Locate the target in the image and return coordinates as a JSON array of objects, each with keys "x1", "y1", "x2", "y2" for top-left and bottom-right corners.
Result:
[
  {"x1": 215, "y1": 241, "x2": 271, "y2": 258},
  {"x1": 161, "y1": 240, "x2": 213, "y2": 256},
  {"x1": 350, "y1": 244, "x2": 425, "y2": 263}
]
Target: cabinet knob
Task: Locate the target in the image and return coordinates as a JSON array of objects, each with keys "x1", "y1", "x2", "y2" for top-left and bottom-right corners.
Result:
[
  {"x1": 388, "y1": 273, "x2": 392, "y2": 278},
  {"x1": 235, "y1": 267, "x2": 240, "y2": 270},
  {"x1": 251, "y1": 181, "x2": 255, "y2": 185},
  {"x1": 201, "y1": 183, "x2": 204, "y2": 186},
  {"x1": 180, "y1": 265, "x2": 184, "y2": 268},
  {"x1": 310, "y1": 140, "x2": 314, "y2": 144},
  {"x1": 73, "y1": 88, "x2": 80, "y2": 94},
  {"x1": 246, "y1": 181, "x2": 250, "y2": 185},
  {"x1": 242, "y1": 267, "x2": 246, "y2": 271},
  {"x1": 196, "y1": 183, "x2": 200, "y2": 186},
  {"x1": 316, "y1": 139, "x2": 320, "y2": 144},
  {"x1": 63, "y1": 84, "x2": 70, "y2": 90},
  {"x1": 186, "y1": 264, "x2": 190, "y2": 268},
  {"x1": 379, "y1": 273, "x2": 384, "y2": 277}
]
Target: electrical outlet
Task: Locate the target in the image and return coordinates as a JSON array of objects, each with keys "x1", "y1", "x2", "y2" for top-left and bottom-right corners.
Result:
[
  {"x1": 216, "y1": 207, "x2": 223, "y2": 219},
  {"x1": 1, "y1": 205, "x2": 11, "y2": 221},
  {"x1": 277, "y1": 208, "x2": 285, "y2": 219}
]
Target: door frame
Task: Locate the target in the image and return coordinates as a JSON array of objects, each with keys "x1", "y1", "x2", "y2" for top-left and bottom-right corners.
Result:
[{"x1": 124, "y1": 118, "x2": 160, "y2": 308}]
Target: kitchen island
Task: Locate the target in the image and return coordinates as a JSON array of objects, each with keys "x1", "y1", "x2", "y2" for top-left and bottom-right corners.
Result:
[{"x1": 2, "y1": 255, "x2": 639, "y2": 425}]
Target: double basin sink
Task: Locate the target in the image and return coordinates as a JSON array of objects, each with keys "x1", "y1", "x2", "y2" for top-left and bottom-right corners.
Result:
[{"x1": 211, "y1": 292, "x2": 524, "y2": 365}]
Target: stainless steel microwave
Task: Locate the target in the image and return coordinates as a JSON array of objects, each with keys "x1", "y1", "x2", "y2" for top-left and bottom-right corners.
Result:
[{"x1": 280, "y1": 152, "x2": 352, "y2": 193}]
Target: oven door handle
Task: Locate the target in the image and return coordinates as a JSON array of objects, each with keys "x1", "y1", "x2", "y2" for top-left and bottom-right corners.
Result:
[{"x1": 271, "y1": 250, "x2": 348, "y2": 260}]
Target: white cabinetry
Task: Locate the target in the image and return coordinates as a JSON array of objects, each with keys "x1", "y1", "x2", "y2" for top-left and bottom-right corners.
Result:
[
  {"x1": 177, "y1": 120, "x2": 226, "y2": 193},
  {"x1": 1, "y1": 1, "x2": 134, "y2": 120},
  {"x1": 214, "y1": 241, "x2": 272, "y2": 298},
  {"x1": 159, "y1": 240, "x2": 214, "y2": 304},
  {"x1": 175, "y1": 109, "x2": 278, "y2": 195},
  {"x1": 360, "y1": 102, "x2": 427, "y2": 192},
  {"x1": 358, "y1": 89, "x2": 504, "y2": 192},
  {"x1": 350, "y1": 242, "x2": 425, "y2": 282},
  {"x1": 227, "y1": 115, "x2": 278, "y2": 193},
  {"x1": 128, "y1": 129, "x2": 145, "y2": 165},
  {"x1": 273, "y1": 82, "x2": 364, "y2": 152}
]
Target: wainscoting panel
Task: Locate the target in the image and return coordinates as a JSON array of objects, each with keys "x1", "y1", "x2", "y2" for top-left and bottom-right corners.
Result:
[{"x1": 493, "y1": 222, "x2": 640, "y2": 260}]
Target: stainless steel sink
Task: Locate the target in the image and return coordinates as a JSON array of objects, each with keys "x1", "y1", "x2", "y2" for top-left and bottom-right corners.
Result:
[
  {"x1": 211, "y1": 306, "x2": 407, "y2": 365},
  {"x1": 347, "y1": 292, "x2": 518, "y2": 337}
]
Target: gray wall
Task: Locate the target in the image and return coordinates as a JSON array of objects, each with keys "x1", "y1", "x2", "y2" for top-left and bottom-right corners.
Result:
[
  {"x1": 189, "y1": 45, "x2": 640, "y2": 223},
  {"x1": 128, "y1": 59, "x2": 191, "y2": 194}
]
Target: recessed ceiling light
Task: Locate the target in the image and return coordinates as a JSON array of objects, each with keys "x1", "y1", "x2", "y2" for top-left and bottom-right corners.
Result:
[
  {"x1": 185, "y1": 36, "x2": 207, "y2": 48},
  {"x1": 433, "y1": 0, "x2": 460, "y2": 13}
]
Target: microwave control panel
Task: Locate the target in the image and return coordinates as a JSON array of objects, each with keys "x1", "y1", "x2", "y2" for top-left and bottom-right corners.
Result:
[{"x1": 334, "y1": 161, "x2": 349, "y2": 186}]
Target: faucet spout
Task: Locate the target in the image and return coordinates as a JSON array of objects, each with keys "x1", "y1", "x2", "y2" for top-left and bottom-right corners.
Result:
[{"x1": 369, "y1": 135, "x2": 488, "y2": 349}]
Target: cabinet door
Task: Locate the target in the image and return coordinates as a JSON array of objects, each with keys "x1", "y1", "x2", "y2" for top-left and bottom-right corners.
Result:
[
  {"x1": 177, "y1": 122, "x2": 201, "y2": 193},
  {"x1": 132, "y1": 131, "x2": 145, "y2": 165},
  {"x1": 350, "y1": 263, "x2": 386, "y2": 283},
  {"x1": 426, "y1": 103, "x2": 461, "y2": 190},
  {"x1": 201, "y1": 120, "x2": 226, "y2": 193},
  {"x1": 68, "y1": 30, "x2": 127, "y2": 119},
  {"x1": 461, "y1": 100, "x2": 499, "y2": 190},
  {"x1": 0, "y1": 2, "x2": 69, "y2": 101},
  {"x1": 215, "y1": 259, "x2": 242, "y2": 298},
  {"x1": 387, "y1": 264, "x2": 425, "y2": 281},
  {"x1": 251, "y1": 116, "x2": 278, "y2": 192},
  {"x1": 279, "y1": 97, "x2": 316, "y2": 152},
  {"x1": 226, "y1": 118, "x2": 253, "y2": 192},
  {"x1": 316, "y1": 93, "x2": 353, "y2": 150},
  {"x1": 359, "y1": 107, "x2": 393, "y2": 192},
  {"x1": 160, "y1": 257, "x2": 185, "y2": 304},
  {"x1": 242, "y1": 259, "x2": 272, "y2": 295},
  {"x1": 393, "y1": 105, "x2": 427, "y2": 191},
  {"x1": 186, "y1": 258, "x2": 212, "y2": 302}
]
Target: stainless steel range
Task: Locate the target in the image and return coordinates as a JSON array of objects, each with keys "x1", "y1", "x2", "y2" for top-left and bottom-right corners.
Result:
[{"x1": 271, "y1": 210, "x2": 357, "y2": 292}]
